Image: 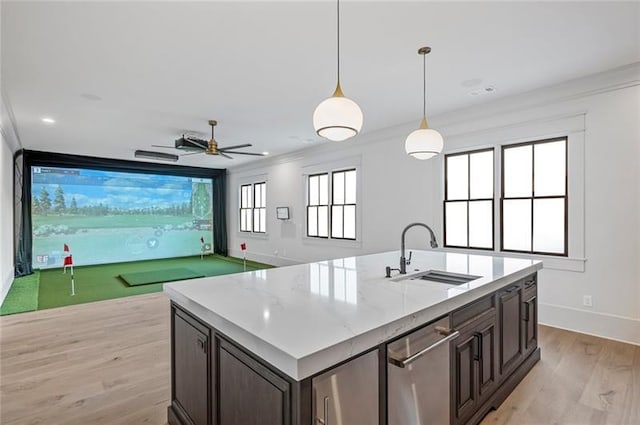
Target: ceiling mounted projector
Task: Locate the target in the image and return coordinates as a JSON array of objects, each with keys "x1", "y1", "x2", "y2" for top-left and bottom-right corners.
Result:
[{"x1": 134, "y1": 150, "x2": 179, "y2": 162}]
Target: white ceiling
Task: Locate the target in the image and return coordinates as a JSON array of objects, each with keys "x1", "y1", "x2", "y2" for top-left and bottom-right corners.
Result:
[{"x1": 2, "y1": 1, "x2": 639, "y2": 168}]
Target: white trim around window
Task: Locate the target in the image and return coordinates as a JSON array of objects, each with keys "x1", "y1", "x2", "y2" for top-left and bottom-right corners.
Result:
[
  {"x1": 302, "y1": 156, "x2": 362, "y2": 248},
  {"x1": 237, "y1": 174, "x2": 269, "y2": 239},
  {"x1": 433, "y1": 113, "x2": 586, "y2": 272}
]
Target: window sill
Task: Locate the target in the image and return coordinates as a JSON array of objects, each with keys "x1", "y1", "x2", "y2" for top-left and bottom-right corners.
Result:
[
  {"x1": 302, "y1": 236, "x2": 362, "y2": 249},
  {"x1": 437, "y1": 246, "x2": 586, "y2": 272},
  {"x1": 237, "y1": 232, "x2": 269, "y2": 240}
]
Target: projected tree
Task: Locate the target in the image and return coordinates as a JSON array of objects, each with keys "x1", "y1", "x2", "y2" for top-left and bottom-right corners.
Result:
[
  {"x1": 39, "y1": 187, "x2": 51, "y2": 214},
  {"x1": 53, "y1": 186, "x2": 66, "y2": 213}
]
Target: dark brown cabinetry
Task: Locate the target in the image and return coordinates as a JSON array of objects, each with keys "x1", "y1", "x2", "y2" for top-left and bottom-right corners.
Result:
[
  {"x1": 170, "y1": 307, "x2": 211, "y2": 425},
  {"x1": 451, "y1": 297, "x2": 498, "y2": 425},
  {"x1": 498, "y1": 283, "x2": 524, "y2": 378},
  {"x1": 523, "y1": 278, "x2": 538, "y2": 356},
  {"x1": 218, "y1": 338, "x2": 292, "y2": 425},
  {"x1": 169, "y1": 272, "x2": 539, "y2": 425}
]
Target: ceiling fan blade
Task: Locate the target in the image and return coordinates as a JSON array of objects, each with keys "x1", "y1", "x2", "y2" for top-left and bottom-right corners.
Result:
[
  {"x1": 221, "y1": 151, "x2": 266, "y2": 156},
  {"x1": 151, "y1": 145, "x2": 177, "y2": 149},
  {"x1": 219, "y1": 152, "x2": 234, "y2": 159},
  {"x1": 218, "y1": 144, "x2": 252, "y2": 151},
  {"x1": 179, "y1": 151, "x2": 204, "y2": 157}
]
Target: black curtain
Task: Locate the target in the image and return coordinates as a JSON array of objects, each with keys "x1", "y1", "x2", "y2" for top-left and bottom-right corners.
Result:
[
  {"x1": 14, "y1": 150, "x2": 228, "y2": 276},
  {"x1": 14, "y1": 150, "x2": 33, "y2": 276},
  {"x1": 212, "y1": 172, "x2": 228, "y2": 256}
]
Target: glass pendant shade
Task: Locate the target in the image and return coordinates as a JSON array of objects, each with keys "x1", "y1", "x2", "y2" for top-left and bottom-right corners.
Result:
[
  {"x1": 405, "y1": 117, "x2": 444, "y2": 160},
  {"x1": 313, "y1": 86, "x2": 364, "y2": 142}
]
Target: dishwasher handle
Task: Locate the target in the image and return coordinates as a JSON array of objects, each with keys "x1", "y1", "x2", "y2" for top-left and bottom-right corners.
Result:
[{"x1": 388, "y1": 327, "x2": 460, "y2": 368}]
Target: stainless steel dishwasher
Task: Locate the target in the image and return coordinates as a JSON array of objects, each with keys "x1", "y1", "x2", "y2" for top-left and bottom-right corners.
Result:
[{"x1": 387, "y1": 316, "x2": 459, "y2": 425}]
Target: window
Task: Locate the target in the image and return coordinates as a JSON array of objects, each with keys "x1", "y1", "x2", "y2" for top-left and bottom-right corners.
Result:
[
  {"x1": 239, "y1": 184, "x2": 252, "y2": 232},
  {"x1": 253, "y1": 182, "x2": 266, "y2": 233},
  {"x1": 307, "y1": 169, "x2": 357, "y2": 240},
  {"x1": 307, "y1": 173, "x2": 329, "y2": 237},
  {"x1": 501, "y1": 137, "x2": 567, "y2": 256},
  {"x1": 239, "y1": 182, "x2": 266, "y2": 233},
  {"x1": 444, "y1": 149, "x2": 494, "y2": 250},
  {"x1": 331, "y1": 169, "x2": 356, "y2": 240}
]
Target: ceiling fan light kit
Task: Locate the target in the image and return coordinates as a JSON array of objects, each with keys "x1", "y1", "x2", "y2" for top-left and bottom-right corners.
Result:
[
  {"x1": 405, "y1": 46, "x2": 444, "y2": 160},
  {"x1": 313, "y1": 0, "x2": 363, "y2": 142}
]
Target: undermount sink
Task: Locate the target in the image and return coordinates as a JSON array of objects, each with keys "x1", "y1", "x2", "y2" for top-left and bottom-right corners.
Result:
[{"x1": 401, "y1": 270, "x2": 480, "y2": 285}]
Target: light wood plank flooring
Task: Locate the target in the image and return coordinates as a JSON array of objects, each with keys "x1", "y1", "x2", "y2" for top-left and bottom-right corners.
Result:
[{"x1": 1, "y1": 293, "x2": 638, "y2": 424}]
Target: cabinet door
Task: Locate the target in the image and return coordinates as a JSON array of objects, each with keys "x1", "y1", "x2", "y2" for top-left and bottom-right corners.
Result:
[
  {"x1": 476, "y1": 316, "x2": 497, "y2": 401},
  {"x1": 173, "y1": 311, "x2": 209, "y2": 425},
  {"x1": 312, "y1": 350, "x2": 378, "y2": 425},
  {"x1": 452, "y1": 329, "x2": 478, "y2": 423},
  {"x1": 523, "y1": 287, "x2": 538, "y2": 355},
  {"x1": 218, "y1": 338, "x2": 291, "y2": 425},
  {"x1": 498, "y1": 284, "x2": 524, "y2": 378}
]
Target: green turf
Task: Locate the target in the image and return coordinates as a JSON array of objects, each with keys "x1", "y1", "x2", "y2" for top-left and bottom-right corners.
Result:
[
  {"x1": 0, "y1": 272, "x2": 40, "y2": 315},
  {"x1": 1, "y1": 255, "x2": 272, "y2": 313},
  {"x1": 120, "y1": 268, "x2": 205, "y2": 286}
]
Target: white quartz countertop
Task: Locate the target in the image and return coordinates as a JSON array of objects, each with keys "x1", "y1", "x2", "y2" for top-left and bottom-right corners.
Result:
[{"x1": 164, "y1": 250, "x2": 542, "y2": 380}]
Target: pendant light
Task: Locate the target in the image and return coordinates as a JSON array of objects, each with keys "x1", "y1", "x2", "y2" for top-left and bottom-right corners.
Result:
[
  {"x1": 405, "y1": 46, "x2": 443, "y2": 160},
  {"x1": 313, "y1": 0, "x2": 363, "y2": 142}
]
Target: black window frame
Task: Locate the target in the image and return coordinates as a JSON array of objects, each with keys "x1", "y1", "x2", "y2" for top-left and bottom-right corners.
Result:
[
  {"x1": 330, "y1": 168, "x2": 357, "y2": 241},
  {"x1": 306, "y1": 172, "x2": 330, "y2": 238},
  {"x1": 239, "y1": 184, "x2": 252, "y2": 232},
  {"x1": 252, "y1": 182, "x2": 267, "y2": 234},
  {"x1": 239, "y1": 181, "x2": 267, "y2": 234},
  {"x1": 500, "y1": 137, "x2": 568, "y2": 257},
  {"x1": 443, "y1": 148, "x2": 495, "y2": 250},
  {"x1": 306, "y1": 168, "x2": 358, "y2": 240}
]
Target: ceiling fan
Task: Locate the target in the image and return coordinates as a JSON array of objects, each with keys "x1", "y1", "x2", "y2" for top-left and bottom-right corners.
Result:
[{"x1": 150, "y1": 119, "x2": 266, "y2": 160}]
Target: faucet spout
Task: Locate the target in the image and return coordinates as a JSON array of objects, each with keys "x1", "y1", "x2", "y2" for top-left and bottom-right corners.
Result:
[{"x1": 400, "y1": 222, "x2": 438, "y2": 274}]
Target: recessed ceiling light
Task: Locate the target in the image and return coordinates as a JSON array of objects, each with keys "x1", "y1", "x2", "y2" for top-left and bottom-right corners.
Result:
[
  {"x1": 41, "y1": 117, "x2": 55, "y2": 124},
  {"x1": 262, "y1": 151, "x2": 270, "y2": 156}
]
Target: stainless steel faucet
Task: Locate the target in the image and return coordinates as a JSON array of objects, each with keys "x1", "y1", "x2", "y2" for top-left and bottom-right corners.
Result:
[{"x1": 399, "y1": 222, "x2": 438, "y2": 274}]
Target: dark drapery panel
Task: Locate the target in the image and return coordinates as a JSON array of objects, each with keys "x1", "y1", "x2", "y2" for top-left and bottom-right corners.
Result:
[
  {"x1": 212, "y1": 172, "x2": 228, "y2": 256},
  {"x1": 15, "y1": 150, "x2": 226, "y2": 272},
  {"x1": 14, "y1": 150, "x2": 33, "y2": 276}
]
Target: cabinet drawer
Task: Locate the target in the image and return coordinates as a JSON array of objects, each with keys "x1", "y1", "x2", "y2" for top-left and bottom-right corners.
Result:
[
  {"x1": 523, "y1": 273, "x2": 537, "y2": 291},
  {"x1": 451, "y1": 294, "x2": 495, "y2": 329}
]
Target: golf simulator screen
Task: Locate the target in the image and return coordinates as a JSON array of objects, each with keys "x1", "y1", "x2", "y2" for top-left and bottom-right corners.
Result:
[{"x1": 31, "y1": 166, "x2": 214, "y2": 269}]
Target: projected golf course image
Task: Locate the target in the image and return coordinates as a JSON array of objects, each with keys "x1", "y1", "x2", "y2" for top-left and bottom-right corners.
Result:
[{"x1": 31, "y1": 166, "x2": 214, "y2": 269}]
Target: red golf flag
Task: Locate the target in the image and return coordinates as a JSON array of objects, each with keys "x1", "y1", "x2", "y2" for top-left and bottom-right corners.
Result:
[{"x1": 240, "y1": 243, "x2": 246, "y2": 251}]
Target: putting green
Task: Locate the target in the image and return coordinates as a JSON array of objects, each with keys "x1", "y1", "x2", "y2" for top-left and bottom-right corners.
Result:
[
  {"x1": 1, "y1": 255, "x2": 273, "y2": 314},
  {"x1": 120, "y1": 268, "x2": 205, "y2": 286}
]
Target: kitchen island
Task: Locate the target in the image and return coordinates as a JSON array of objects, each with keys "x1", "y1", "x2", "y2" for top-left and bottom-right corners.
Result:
[{"x1": 164, "y1": 250, "x2": 542, "y2": 425}]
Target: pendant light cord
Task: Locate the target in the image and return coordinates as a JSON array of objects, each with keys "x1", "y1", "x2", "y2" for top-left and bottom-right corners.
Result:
[
  {"x1": 422, "y1": 51, "x2": 427, "y2": 118},
  {"x1": 337, "y1": 0, "x2": 341, "y2": 84}
]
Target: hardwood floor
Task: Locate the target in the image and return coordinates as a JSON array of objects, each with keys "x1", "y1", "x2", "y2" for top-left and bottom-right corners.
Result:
[
  {"x1": 1, "y1": 293, "x2": 638, "y2": 424},
  {"x1": 0, "y1": 293, "x2": 171, "y2": 425}
]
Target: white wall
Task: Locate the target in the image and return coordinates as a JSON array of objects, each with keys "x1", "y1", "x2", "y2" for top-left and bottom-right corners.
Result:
[
  {"x1": 0, "y1": 91, "x2": 21, "y2": 305},
  {"x1": 228, "y1": 63, "x2": 640, "y2": 345}
]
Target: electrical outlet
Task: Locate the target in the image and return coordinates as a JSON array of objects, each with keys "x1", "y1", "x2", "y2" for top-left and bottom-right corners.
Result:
[{"x1": 583, "y1": 295, "x2": 593, "y2": 307}]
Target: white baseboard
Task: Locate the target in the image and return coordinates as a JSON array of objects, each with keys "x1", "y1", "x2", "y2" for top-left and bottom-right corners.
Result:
[
  {"x1": 539, "y1": 302, "x2": 640, "y2": 346},
  {"x1": 1, "y1": 266, "x2": 14, "y2": 306},
  {"x1": 227, "y1": 249, "x2": 303, "y2": 267}
]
